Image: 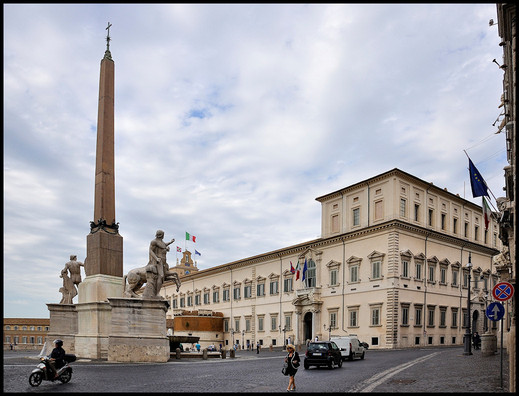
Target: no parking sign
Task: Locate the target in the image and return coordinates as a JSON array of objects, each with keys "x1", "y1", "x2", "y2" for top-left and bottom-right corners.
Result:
[{"x1": 492, "y1": 281, "x2": 514, "y2": 301}]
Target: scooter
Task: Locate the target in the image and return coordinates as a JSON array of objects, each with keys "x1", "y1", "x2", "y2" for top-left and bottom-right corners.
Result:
[{"x1": 28, "y1": 354, "x2": 76, "y2": 387}]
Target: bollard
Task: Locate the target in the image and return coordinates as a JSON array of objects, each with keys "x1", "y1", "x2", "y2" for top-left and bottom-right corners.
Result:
[
  {"x1": 221, "y1": 349, "x2": 227, "y2": 359},
  {"x1": 203, "y1": 348, "x2": 208, "y2": 360},
  {"x1": 230, "y1": 349, "x2": 235, "y2": 358},
  {"x1": 175, "y1": 348, "x2": 181, "y2": 359},
  {"x1": 269, "y1": 345, "x2": 273, "y2": 352},
  {"x1": 481, "y1": 333, "x2": 497, "y2": 356}
]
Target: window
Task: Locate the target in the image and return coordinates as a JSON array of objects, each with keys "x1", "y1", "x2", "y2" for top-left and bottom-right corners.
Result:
[
  {"x1": 415, "y1": 306, "x2": 422, "y2": 326},
  {"x1": 224, "y1": 320, "x2": 229, "y2": 332},
  {"x1": 414, "y1": 204, "x2": 420, "y2": 221},
  {"x1": 330, "y1": 312, "x2": 337, "y2": 328},
  {"x1": 213, "y1": 290, "x2": 220, "y2": 303},
  {"x1": 203, "y1": 292, "x2": 210, "y2": 304},
  {"x1": 428, "y1": 208, "x2": 434, "y2": 227},
  {"x1": 285, "y1": 315, "x2": 292, "y2": 331},
  {"x1": 428, "y1": 265, "x2": 435, "y2": 283},
  {"x1": 353, "y1": 208, "x2": 360, "y2": 226},
  {"x1": 244, "y1": 285, "x2": 252, "y2": 299},
  {"x1": 484, "y1": 230, "x2": 488, "y2": 244},
  {"x1": 440, "y1": 267, "x2": 447, "y2": 284},
  {"x1": 330, "y1": 269, "x2": 338, "y2": 286},
  {"x1": 372, "y1": 261, "x2": 381, "y2": 279},
  {"x1": 270, "y1": 280, "x2": 279, "y2": 295},
  {"x1": 245, "y1": 318, "x2": 251, "y2": 332},
  {"x1": 258, "y1": 316, "x2": 264, "y2": 332},
  {"x1": 187, "y1": 296, "x2": 193, "y2": 306},
  {"x1": 370, "y1": 306, "x2": 380, "y2": 326},
  {"x1": 257, "y1": 283, "x2": 265, "y2": 297},
  {"x1": 453, "y1": 218, "x2": 458, "y2": 234},
  {"x1": 271, "y1": 315, "x2": 277, "y2": 331},
  {"x1": 400, "y1": 198, "x2": 407, "y2": 217},
  {"x1": 474, "y1": 225, "x2": 479, "y2": 241},
  {"x1": 283, "y1": 278, "x2": 293, "y2": 292},
  {"x1": 401, "y1": 305, "x2": 409, "y2": 325},
  {"x1": 452, "y1": 269, "x2": 459, "y2": 286},
  {"x1": 427, "y1": 306, "x2": 435, "y2": 326},
  {"x1": 234, "y1": 318, "x2": 240, "y2": 332},
  {"x1": 440, "y1": 308, "x2": 447, "y2": 327},
  {"x1": 451, "y1": 309, "x2": 458, "y2": 328},
  {"x1": 349, "y1": 308, "x2": 359, "y2": 327},
  {"x1": 305, "y1": 259, "x2": 316, "y2": 288},
  {"x1": 350, "y1": 265, "x2": 359, "y2": 283},
  {"x1": 233, "y1": 286, "x2": 241, "y2": 300},
  {"x1": 441, "y1": 213, "x2": 446, "y2": 230},
  {"x1": 464, "y1": 222, "x2": 469, "y2": 238},
  {"x1": 416, "y1": 262, "x2": 422, "y2": 280},
  {"x1": 180, "y1": 297, "x2": 185, "y2": 307},
  {"x1": 172, "y1": 298, "x2": 178, "y2": 309},
  {"x1": 223, "y1": 288, "x2": 230, "y2": 302},
  {"x1": 402, "y1": 260, "x2": 409, "y2": 278},
  {"x1": 195, "y1": 294, "x2": 201, "y2": 306},
  {"x1": 463, "y1": 271, "x2": 469, "y2": 288}
]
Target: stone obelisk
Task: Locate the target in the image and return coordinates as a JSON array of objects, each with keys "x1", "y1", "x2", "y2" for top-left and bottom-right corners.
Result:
[{"x1": 75, "y1": 23, "x2": 124, "y2": 359}]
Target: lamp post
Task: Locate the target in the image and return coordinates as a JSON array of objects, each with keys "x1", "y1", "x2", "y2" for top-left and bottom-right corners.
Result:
[
  {"x1": 242, "y1": 330, "x2": 245, "y2": 350},
  {"x1": 463, "y1": 253, "x2": 473, "y2": 355},
  {"x1": 484, "y1": 293, "x2": 489, "y2": 333},
  {"x1": 231, "y1": 328, "x2": 235, "y2": 349},
  {"x1": 282, "y1": 326, "x2": 287, "y2": 349},
  {"x1": 323, "y1": 324, "x2": 332, "y2": 340}
]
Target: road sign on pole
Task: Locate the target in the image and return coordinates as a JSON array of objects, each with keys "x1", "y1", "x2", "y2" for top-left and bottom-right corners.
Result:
[
  {"x1": 492, "y1": 281, "x2": 514, "y2": 301},
  {"x1": 486, "y1": 302, "x2": 505, "y2": 321}
]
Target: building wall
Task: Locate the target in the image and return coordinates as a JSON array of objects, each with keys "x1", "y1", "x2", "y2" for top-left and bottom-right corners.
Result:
[
  {"x1": 162, "y1": 169, "x2": 501, "y2": 350},
  {"x1": 3, "y1": 318, "x2": 50, "y2": 350}
]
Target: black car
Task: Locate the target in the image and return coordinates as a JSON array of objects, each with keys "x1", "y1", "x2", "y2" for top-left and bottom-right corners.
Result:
[{"x1": 304, "y1": 341, "x2": 343, "y2": 369}]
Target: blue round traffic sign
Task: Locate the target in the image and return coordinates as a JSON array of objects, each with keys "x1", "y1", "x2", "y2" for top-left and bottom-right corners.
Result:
[
  {"x1": 486, "y1": 302, "x2": 505, "y2": 321},
  {"x1": 492, "y1": 282, "x2": 514, "y2": 301}
]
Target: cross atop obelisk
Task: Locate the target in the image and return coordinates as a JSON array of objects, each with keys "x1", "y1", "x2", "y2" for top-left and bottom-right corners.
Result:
[{"x1": 85, "y1": 23, "x2": 123, "y2": 278}]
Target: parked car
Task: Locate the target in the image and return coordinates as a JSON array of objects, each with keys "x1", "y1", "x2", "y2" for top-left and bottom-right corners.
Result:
[
  {"x1": 304, "y1": 341, "x2": 343, "y2": 369},
  {"x1": 330, "y1": 336, "x2": 365, "y2": 361}
]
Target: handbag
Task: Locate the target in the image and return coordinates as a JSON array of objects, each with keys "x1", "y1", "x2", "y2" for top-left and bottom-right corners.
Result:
[
  {"x1": 282, "y1": 362, "x2": 289, "y2": 375},
  {"x1": 292, "y1": 352, "x2": 300, "y2": 368}
]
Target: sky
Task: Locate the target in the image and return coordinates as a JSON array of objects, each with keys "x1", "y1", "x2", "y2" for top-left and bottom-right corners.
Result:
[{"x1": 3, "y1": 4, "x2": 508, "y2": 318}]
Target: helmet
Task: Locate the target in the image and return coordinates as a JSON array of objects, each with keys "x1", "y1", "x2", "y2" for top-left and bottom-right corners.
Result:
[{"x1": 53, "y1": 339, "x2": 63, "y2": 347}]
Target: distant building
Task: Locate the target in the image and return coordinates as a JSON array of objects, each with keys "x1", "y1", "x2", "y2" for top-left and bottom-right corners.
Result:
[
  {"x1": 170, "y1": 250, "x2": 200, "y2": 277},
  {"x1": 4, "y1": 318, "x2": 50, "y2": 350},
  {"x1": 161, "y1": 168, "x2": 503, "y2": 350}
]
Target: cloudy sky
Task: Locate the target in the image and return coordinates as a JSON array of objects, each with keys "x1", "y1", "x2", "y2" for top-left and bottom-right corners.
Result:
[{"x1": 4, "y1": 4, "x2": 507, "y2": 318}]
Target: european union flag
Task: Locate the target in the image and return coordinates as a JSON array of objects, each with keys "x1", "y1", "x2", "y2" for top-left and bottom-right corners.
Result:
[{"x1": 468, "y1": 158, "x2": 488, "y2": 198}]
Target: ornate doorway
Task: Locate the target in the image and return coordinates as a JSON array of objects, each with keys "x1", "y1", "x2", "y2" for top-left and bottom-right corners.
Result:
[{"x1": 304, "y1": 311, "x2": 313, "y2": 343}]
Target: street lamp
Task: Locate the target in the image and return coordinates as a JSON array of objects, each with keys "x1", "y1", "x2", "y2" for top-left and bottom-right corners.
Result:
[
  {"x1": 231, "y1": 328, "x2": 235, "y2": 349},
  {"x1": 323, "y1": 324, "x2": 332, "y2": 340},
  {"x1": 242, "y1": 330, "x2": 245, "y2": 350},
  {"x1": 282, "y1": 326, "x2": 287, "y2": 349},
  {"x1": 463, "y1": 253, "x2": 473, "y2": 356}
]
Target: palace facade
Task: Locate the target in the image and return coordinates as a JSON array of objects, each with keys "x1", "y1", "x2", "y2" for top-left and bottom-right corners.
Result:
[{"x1": 162, "y1": 168, "x2": 502, "y2": 350}]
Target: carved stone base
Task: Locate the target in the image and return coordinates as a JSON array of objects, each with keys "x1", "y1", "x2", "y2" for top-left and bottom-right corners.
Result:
[
  {"x1": 46, "y1": 303, "x2": 78, "y2": 355},
  {"x1": 107, "y1": 297, "x2": 169, "y2": 362},
  {"x1": 75, "y1": 301, "x2": 112, "y2": 359}
]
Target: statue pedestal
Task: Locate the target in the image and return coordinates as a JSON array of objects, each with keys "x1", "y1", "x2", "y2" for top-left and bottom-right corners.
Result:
[
  {"x1": 108, "y1": 298, "x2": 169, "y2": 362},
  {"x1": 78, "y1": 274, "x2": 123, "y2": 303},
  {"x1": 46, "y1": 303, "x2": 78, "y2": 355},
  {"x1": 75, "y1": 301, "x2": 112, "y2": 359}
]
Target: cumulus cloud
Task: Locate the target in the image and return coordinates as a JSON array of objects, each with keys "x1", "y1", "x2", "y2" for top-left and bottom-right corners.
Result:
[{"x1": 3, "y1": 4, "x2": 506, "y2": 318}]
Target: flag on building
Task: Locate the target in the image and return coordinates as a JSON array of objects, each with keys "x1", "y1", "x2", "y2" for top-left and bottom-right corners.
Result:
[
  {"x1": 295, "y1": 260, "x2": 300, "y2": 280},
  {"x1": 185, "y1": 232, "x2": 196, "y2": 242},
  {"x1": 468, "y1": 158, "x2": 489, "y2": 198},
  {"x1": 290, "y1": 261, "x2": 295, "y2": 274},
  {"x1": 482, "y1": 197, "x2": 492, "y2": 230},
  {"x1": 177, "y1": 246, "x2": 182, "y2": 252},
  {"x1": 302, "y1": 258, "x2": 308, "y2": 281},
  {"x1": 195, "y1": 250, "x2": 201, "y2": 256}
]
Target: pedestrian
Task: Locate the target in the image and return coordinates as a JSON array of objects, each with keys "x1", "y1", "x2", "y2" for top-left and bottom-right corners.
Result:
[
  {"x1": 473, "y1": 332, "x2": 481, "y2": 350},
  {"x1": 314, "y1": 336, "x2": 318, "y2": 342},
  {"x1": 283, "y1": 344, "x2": 300, "y2": 392},
  {"x1": 196, "y1": 342, "x2": 201, "y2": 352},
  {"x1": 10, "y1": 343, "x2": 13, "y2": 350},
  {"x1": 257, "y1": 341, "x2": 260, "y2": 354}
]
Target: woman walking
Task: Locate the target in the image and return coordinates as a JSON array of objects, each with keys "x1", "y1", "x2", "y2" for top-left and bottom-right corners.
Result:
[{"x1": 284, "y1": 344, "x2": 300, "y2": 391}]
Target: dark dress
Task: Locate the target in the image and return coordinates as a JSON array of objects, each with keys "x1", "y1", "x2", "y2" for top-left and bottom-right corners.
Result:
[{"x1": 286, "y1": 351, "x2": 300, "y2": 376}]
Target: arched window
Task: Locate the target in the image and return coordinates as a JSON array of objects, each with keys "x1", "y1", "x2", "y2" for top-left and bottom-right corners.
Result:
[{"x1": 305, "y1": 259, "x2": 316, "y2": 288}]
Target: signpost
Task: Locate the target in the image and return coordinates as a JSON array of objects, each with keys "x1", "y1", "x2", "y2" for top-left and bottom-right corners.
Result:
[{"x1": 488, "y1": 282, "x2": 514, "y2": 389}]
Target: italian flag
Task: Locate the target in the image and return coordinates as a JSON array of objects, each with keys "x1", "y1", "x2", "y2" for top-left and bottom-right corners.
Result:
[
  {"x1": 482, "y1": 197, "x2": 491, "y2": 231},
  {"x1": 185, "y1": 232, "x2": 196, "y2": 243},
  {"x1": 295, "y1": 260, "x2": 300, "y2": 280}
]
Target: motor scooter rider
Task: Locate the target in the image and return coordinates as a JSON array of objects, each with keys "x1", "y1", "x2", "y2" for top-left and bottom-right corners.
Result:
[{"x1": 48, "y1": 339, "x2": 66, "y2": 379}]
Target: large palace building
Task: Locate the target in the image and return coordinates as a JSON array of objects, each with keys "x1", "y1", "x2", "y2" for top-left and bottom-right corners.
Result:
[{"x1": 162, "y1": 168, "x2": 503, "y2": 350}]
